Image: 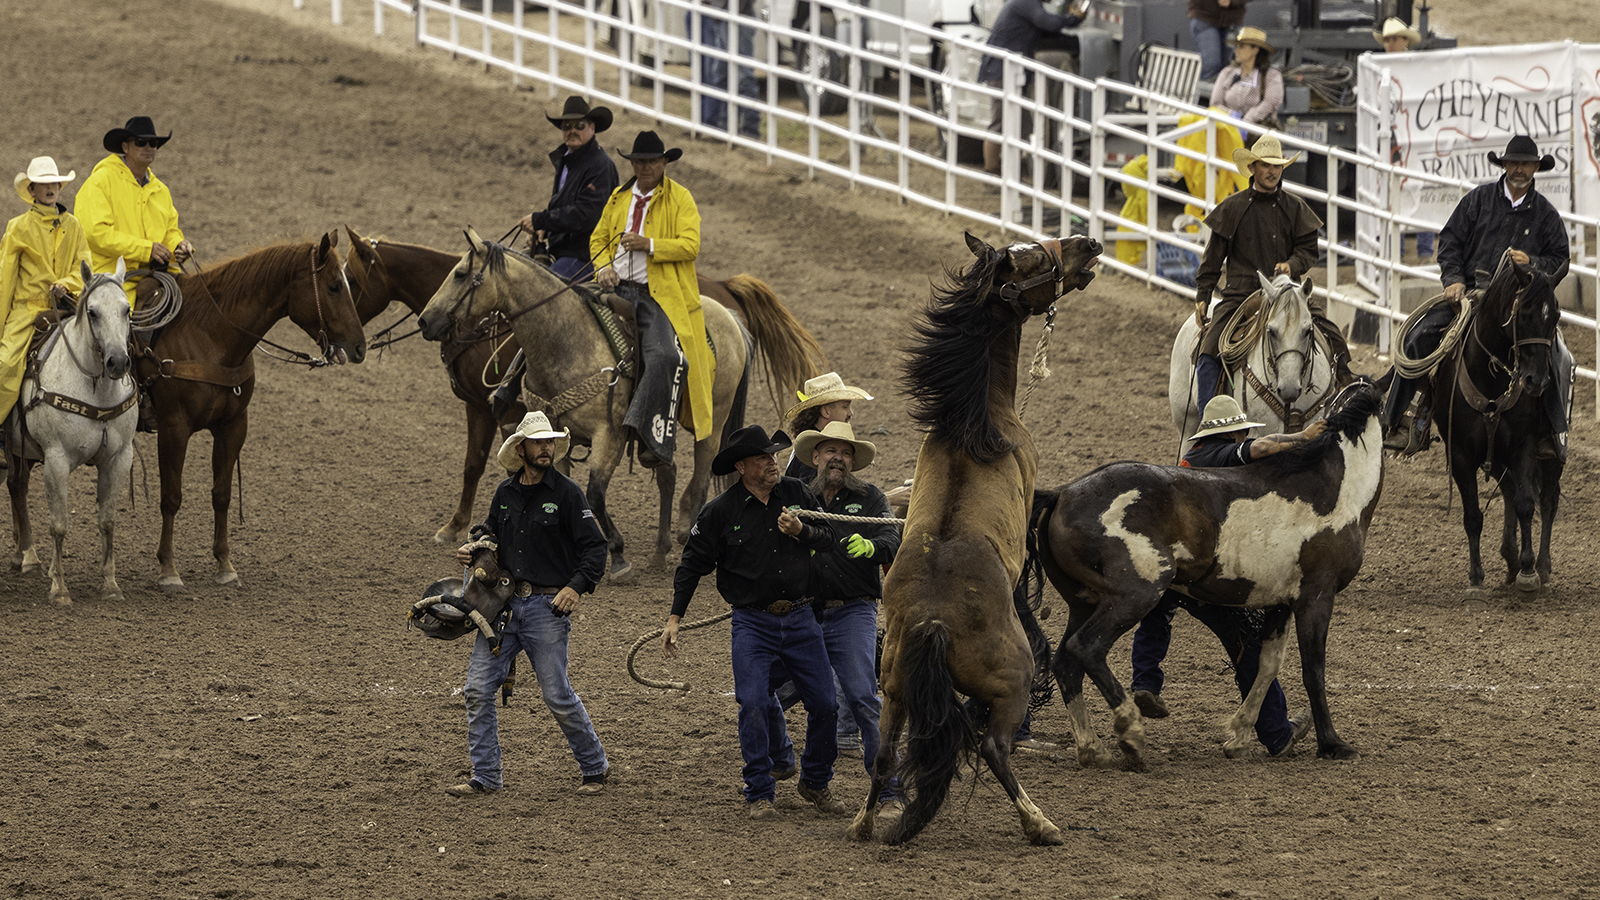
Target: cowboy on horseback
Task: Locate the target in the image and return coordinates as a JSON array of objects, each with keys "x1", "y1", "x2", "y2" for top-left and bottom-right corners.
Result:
[
  {"x1": 519, "y1": 97, "x2": 620, "y2": 281},
  {"x1": 74, "y1": 116, "x2": 194, "y2": 308},
  {"x1": 1381, "y1": 134, "x2": 1574, "y2": 460},
  {"x1": 591, "y1": 131, "x2": 710, "y2": 470},
  {"x1": 1192, "y1": 135, "x2": 1352, "y2": 411},
  {"x1": 1, "y1": 156, "x2": 90, "y2": 463}
]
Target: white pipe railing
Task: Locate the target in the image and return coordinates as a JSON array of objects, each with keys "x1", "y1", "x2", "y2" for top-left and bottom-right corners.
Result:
[{"x1": 297, "y1": 0, "x2": 1597, "y2": 413}]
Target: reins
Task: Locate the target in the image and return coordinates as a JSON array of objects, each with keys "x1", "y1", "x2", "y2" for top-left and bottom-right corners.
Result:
[{"x1": 177, "y1": 247, "x2": 342, "y2": 368}]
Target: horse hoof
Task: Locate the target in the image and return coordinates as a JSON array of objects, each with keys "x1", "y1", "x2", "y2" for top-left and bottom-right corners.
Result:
[
  {"x1": 1515, "y1": 572, "x2": 1541, "y2": 593},
  {"x1": 1031, "y1": 823, "x2": 1065, "y2": 846},
  {"x1": 433, "y1": 526, "x2": 462, "y2": 545},
  {"x1": 19, "y1": 561, "x2": 40, "y2": 575},
  {"x1": 101, "y1": 590, "x2": 124, "y2": 603},
  {"x1": 158, "y1": 575, "x2": 186, "y2": 592},
  {"x1": 49, "y1": 593, "x2": 72, "y2": 607},
  {"x1": 608, "y1": 564, "x2": 635, "y2": 586},
  {"x1": 1318, "y1": 743, "x2": 1360, "y2": 761},
  {"x1": 1222, "y1": 743, "x2": 1250, "y2": 760},
  {"x1": 215, "y1": 571, "x2": 239, "y2": 586},
  {"x1": 1462, "y1": 585, "x2": 1487, "y2": 602}
]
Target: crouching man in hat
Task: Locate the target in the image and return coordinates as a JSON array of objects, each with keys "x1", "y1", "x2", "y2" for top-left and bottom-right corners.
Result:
[
  {"x1": 661, "y1": 425, "x2": 851, "y2": 821},
  {"x1": 520, "y1": 97, "x2": 619, "y2": 281},
  {"x1": 1127, "y1": 395, "x2": 1324, "y2": 756},
  {"x1": 1191, "y1": 135, "x2": 1352, "y2": 412},
  {"x1": 1383, "y1": 134, "x2": 1574, "y2": 459},
  {"x1": 74, "y1": 116, "x2": 192, "y2": 307},
  {"x1": 591, "y1": 131, "x2": 710, "y2": 470},
  {"x1": 446, "y1": 411, "x2": 610, "y2": 798}
]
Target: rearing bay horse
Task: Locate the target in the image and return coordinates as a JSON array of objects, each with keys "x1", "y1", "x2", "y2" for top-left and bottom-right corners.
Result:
[
  {"x1": 849, "y1": 233, "x2": 1102, "y2": 846},
  {"x1": 138, "y1": 232, "x2": 366, "y2": 589},
  {"x1": 416, "y1": 230, "x2": 819, "y2": 580},
  {"x1": 341, "y1": 227, "x2": 823, "y2": 546}
]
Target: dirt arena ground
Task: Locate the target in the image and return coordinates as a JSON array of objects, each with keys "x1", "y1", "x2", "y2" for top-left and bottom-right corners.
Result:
[{"x1": 3, "y1": 1, "x2": 1599, "y2": 898}]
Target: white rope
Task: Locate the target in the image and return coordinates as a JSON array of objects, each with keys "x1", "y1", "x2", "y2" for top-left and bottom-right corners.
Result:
[
  {"x1": 1017, "y1": 303, "x2": 1057, "y2": 420},
  {"x1": 793, "y1": 508, "x2": 905, "y2": 526}
]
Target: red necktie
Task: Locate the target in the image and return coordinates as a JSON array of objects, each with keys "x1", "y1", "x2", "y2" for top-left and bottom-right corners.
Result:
[{"x1": 629, "y1": 192, "x2": 652, "y2": 234}]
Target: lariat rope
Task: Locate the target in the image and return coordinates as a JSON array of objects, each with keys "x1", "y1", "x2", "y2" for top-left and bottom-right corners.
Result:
[
  {"x1": 625, "y1": 610, "x2": 734, "y2": 691},
  {"x1": 1016, "y1": 302, "x2": 1057, "y2": 420},
  {"x1": 1393, "y1": 291, "x2": 1476, "y2": 379}
]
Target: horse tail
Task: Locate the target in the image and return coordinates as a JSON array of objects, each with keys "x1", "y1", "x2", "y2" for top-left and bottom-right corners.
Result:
[
  {"x1": 1015, "y1": 489, "x2": 1059, "y2": 710},
  {"x1": 719, "y1": 275, "x2": 828, "y2": 417},
  {"x1": 886, "y1": 620, "x2": 976, "y2": 845}
]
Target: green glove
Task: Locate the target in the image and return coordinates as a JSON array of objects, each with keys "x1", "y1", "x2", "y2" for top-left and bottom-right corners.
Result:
[{"x1": 844, "y1": 533, "x2": 875, "y2": 559}]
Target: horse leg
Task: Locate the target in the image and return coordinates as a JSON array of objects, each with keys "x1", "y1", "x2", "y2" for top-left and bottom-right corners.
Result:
[
  {"x1": 849, "y1": 692, "x2": 906, "y2": 841},
  {"x1": 1221, "y1": 605, "x2": 1292, "y2": 758},
  {"x1": 1500, "y1": 456, "x2": 1540, "y2": 592},
  {"x1": 209, "y1": 414, "x2": 249, "y2": 586},
  {"x1": 585, "y1": 426, "x2": 631, "y2": 584},
  {"x1": 651, "y1": 462, "x2": 675, "y2": 571},
  {"x1": 42, "y1": 454, "x2": 72, "y2": 606},
  {"x1": 8, "y1": 459, "x2": 40, "y2": 574},
  {"x1": 1049, "y1": 608, "x2": 1115, "y2": 769},
  {"x1": 1294, "y1": 588, "x2": 1357, "y2": 760},
  {"x1": 1057, "y1": 597, "x2": 1156, "y2": 771},
  {"x1": 436, "y1": 402, "x2": 498, "y2": 544},
  {"x1": 978, "y1": 692, "x2": 1063, "y2": 845},
  {"x1": 1454, "y1": 461, "x2": 1487, "y2": 600},
  {"x1": 98, "y1": 447, "x2": 134, "y2": 602},
  {"x1": 156, "y1": 419, "x2": 197, "y2": 591},
  {"x1": 1536, "y1": 460, "x2": 1562, "y2": 585},
  {"x1": 677, "y1": 436, "x2": 717, "y2": 547}
]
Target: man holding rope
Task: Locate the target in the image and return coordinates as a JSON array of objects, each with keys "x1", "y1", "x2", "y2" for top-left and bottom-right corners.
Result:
[
  {"x1": 1382, "y1": 134, "x2": 1573, "y2": 459},
  {"x1": 75, "y1": 116, "x2": 193, "y2": 308},
  {"x1": 661, "y1": 424, "x2": 850, "y2": 821},
  {"x1": 519, "y1": 96, "x2": 618, "y2": 281}
]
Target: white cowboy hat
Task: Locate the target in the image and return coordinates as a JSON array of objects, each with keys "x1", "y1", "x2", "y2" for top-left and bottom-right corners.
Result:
[
  {"x1": 14, "y1": 156, "x2": 75, "y2": 204},
  {"x1": 1190, "y1": 395, "x2": 1265, "y2": 440},
  {"x1": 1372, "y1": 17, "x2": 1421, "y2": 48},
  {"x1": 1232, "y1": 135, "x2": 1301, "y2": 177},
  {"x1": 495, "y1": 411, "x2": 571, "y2": 471},
  {"x1": 783, "y1": 372, "x2": 874, "y2": 424},
  {"x1": 791, "y1": 421, "x2": 877, "y2": 473}
]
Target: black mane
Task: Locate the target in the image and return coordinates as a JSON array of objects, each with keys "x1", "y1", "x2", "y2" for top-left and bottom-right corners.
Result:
[
  {"x1": 901, "y1": 249, "x2": 1015, "y2": 462},
  {"x1": 1258, "y1": 381, "x2": 1382, "y2": 474}
]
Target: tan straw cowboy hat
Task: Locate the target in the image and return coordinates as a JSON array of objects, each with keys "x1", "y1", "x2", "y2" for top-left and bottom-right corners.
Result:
[
  {"x1": 1372, "y1": 17, "x2": 1421, "y2": 47},
  {"x1": 784, "y1": 372, "x2": 874, "y2": 423},
  {"x1": 1190, "y1": 395, "x2": 1265, "y2": 440},
  {"x1": 1230, "y1": 27, "x2": 1275, "y2": 57},
  {"x1": 1233, "y1": 135, "x2": 1301, "y2": 177},
  {"x1": 495, "y1": 411, "x2": 571, "y2": 471},
  {"x1": 791, "y1": 421, "x2": 877, "y2": 473},
  {"x1": 14, "y1": 156, "x2": 76, "y2": 204}
]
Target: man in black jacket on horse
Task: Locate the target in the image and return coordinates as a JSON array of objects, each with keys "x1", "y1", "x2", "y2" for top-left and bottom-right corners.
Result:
[
  {"x1": 518, "y1": 96, "x2": 619, "y2": 281},
  {"x1": 1382, "y1": 135, "x2": 1574, "y2": 459}
]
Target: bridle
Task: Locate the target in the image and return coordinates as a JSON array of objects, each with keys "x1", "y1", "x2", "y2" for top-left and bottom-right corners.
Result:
[
  {"x1": 986, "y1": 240, "x2": 1067, "y2": 318},
  {"x1": 438, "y1": 237, "x2": 587, "y2": 344},
  {"x1": 183, "y1": 243, "x2": 345, "y2": 367},
  {"x1": 59, "y1": 275, "x2": 132, "y2": 384}
]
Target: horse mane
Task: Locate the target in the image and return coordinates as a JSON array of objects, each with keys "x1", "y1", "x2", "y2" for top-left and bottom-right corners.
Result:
[
  {"x1": 200, "y1": 242, "x2": 314, "y2": 298},
  {"x1": 901, "y1": 249, "x2": 1015, "y2": 463},
  {"x1": 479, "y1": 240, "x2": 546, "y2": 278},
  {"x1": 1258, "y1": 382, "x2": 1382, "y2": 474}
]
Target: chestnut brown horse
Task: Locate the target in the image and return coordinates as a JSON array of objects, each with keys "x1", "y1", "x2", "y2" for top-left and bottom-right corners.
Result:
[
  {"x1": 137, "y1": 232, "x2": 366, "y2": 589},
  {"x1": 1032, "y1": 381, "x2": 1383, "y2": 767},
  {"x1": 346, "y1": 228, "x2": 824, "y2": 557},
  {"x1": 849, "y1": 233, "x2": 1102, "y2": 846}
]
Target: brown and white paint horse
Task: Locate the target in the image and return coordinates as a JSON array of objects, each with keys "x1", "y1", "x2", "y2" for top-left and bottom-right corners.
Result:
[{"x1": 1033, "y1": 381, "x2": 1384, "y2": 767}]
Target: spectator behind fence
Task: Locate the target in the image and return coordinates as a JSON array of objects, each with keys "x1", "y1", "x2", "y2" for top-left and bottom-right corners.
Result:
[
  {"x1": 977, "y1": 0, "x2": 1086, "y2": 178},
  {"x1": 1188, "y1": 0, "x2": 1251, "y2": 82},
  {"x1": 1208, "y1": 27, "x2": 1282, "y2": 141},
  {"x1": 1373, "y1": 18, "x2": 1433, "y2": 259}
]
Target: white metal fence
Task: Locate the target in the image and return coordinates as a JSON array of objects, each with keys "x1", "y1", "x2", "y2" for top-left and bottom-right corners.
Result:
[{"x1": 295, "y1": 0, "x2": 1599, "y2": 412}]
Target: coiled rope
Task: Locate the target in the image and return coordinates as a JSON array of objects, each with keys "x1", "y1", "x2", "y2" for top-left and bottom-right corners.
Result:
[
  {"x1": 1016, "y1": 303, "x2": 1058, "y2": 419},
  {"x1": 625, "y1": 610, "x2": 734, "y2": 691},
  {"x1": 1393, "y1": 292, "x2": 1474, "y2": 379},
  {"x1": 125, "y1": 269, "x2": 184, "y2": 333}
]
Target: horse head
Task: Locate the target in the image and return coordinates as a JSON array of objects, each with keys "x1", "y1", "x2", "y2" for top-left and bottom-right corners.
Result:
[
  {"x1": 419, "y1": 227, "x2": 498, "y2": 343},
  {"x1": 342, "y1": 225, "x2": 392, "y2": 322},
  {"x1": 1482, "y1": 252, "x2": 1559, "y2": 399},
  {"x1": 77, "y1": 259, "x2": 132, "y2": 380},
  {"x1": 1255, "y1": 271, "x2": 1318, "y2": 408},
  {"x1": 964, "y1": 233, "x2": 1102, "y2": 317},
  {"x1": 288, "y1": 231, "x2": 366, "y2": 365}
]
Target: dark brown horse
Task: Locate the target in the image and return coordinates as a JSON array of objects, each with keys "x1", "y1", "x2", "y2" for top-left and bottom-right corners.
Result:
[
  {"x1": 1033, "y1": 381, "x2": 1383, "y2": 767},
  {"x1": 343, "y1": 228, "x2": 825, "y2": 550},
  {"x1": 849, "y1": 234, "x2": 1102, "y2": 846},
  {"x1": 138, "y1": 232, "x2": 366, "y2": 589},
  {"x1": 1428, "y1": 254, "x2": 1566, "y2": 599}
]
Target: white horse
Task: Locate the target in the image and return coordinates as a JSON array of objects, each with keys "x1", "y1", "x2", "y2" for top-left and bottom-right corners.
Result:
[
  {"x1": 1168, "y1": 272, "x2": 1335, "y2": 454},
  {"x1": 11, "y1": 260, "x2": 137, "y2": 605}
]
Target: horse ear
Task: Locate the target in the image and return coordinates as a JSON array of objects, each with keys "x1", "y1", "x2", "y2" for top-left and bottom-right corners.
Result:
[
  {"x1": 82, "y1": 260, "x2": 95, "y2": 285},
  {"x1": 466, "y1": 227, "x2": 486, "y2": 254},
  {"x1": 327, "y1": 228, "x2": 340, "y2": 249},
  {"x1": 964, "y1": 232, "x2": 994, "y2": 258},
  {"x1": 114, "y1": 257, "x2": 127, "y2": 281},
  {"x1": 348, "y1": 227, "x2": 377, "y2": 265},
  {"x1": 318, "y1": 231, "x2": 333, "y2": 260},
  {"x1": 1300, "y1": 275, "x2": 1314, "y2": 297},
  {"x1": 1257, "y1": 271, "x2": 1275, "y2": 293}
]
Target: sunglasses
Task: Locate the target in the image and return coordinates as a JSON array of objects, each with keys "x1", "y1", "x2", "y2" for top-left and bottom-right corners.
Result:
[
  {"x1": 131, "y1": 138, "x2": 159, "y2": 148},
  {"x1": 560, "y1": 121, "x2": 593, "y2": 133}
]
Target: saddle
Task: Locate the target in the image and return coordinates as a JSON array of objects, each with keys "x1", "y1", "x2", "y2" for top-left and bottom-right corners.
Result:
[{"x1": 407, "y1": 541, "x2": 517, "y2": 653}]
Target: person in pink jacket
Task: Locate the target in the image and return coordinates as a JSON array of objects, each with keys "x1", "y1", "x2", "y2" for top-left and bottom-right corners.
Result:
[{"x1": 73, "y1": 116, "x2": 193, "y2": 306}]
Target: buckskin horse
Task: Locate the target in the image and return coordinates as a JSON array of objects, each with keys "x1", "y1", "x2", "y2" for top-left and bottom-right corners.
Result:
[
  {"x1": 6, "y1": 262, "x2": 137, "y2": 605},
  {"x1": 1426, "y1": 253, "x2": 1565, "y2": 599},
  {"x1": 136, "y1": 232, "x2": 366, "y2": 589},
  {"x1": 341, "y1": 226, "x2": 824, "y2": 546},
  {"x1": 1032, "y1": 381, "x2": 1383, "y2": 768},
  {"x1": 848, "y1": 233, "x2": 1102, "y2": 847},
  {"x1": 1169, "y1": 273, "x2": 1337, "y2": 452},
  {"x1": 415, "y1": 230, "x2": 820, "y2": 581}
]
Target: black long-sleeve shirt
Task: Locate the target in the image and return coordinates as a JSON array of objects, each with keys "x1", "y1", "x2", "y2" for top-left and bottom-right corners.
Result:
[
  {"x1": 670, "y1": 477, "x2": 835, "y2": 618},
  {"x1": 810, "y1": 483, "x2": 899, "y2": 601},
  {"x1": 1437, "y1": 177, "x2": 1569, "y2": 292},
  {"x1": 1195, "y1": 184, "x2": 1322, "y2": 309},
  {"x1": 977, "y1": 0, "x2": 1082, "y2": 85},
  {"x1": 528, "y1": 138, "x2": 619, "y2": 261},
  {"x1": 476, "y1": 469, "x2": 607, "y2": 594}
]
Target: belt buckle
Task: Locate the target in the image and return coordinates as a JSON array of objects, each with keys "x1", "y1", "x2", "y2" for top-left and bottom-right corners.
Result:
[
  {"x1": 767, "y1": 600, "x2": 795, "y2": 616},
  {"x1": 515, "y1": 582, "x2": 533, "y2": 597}
]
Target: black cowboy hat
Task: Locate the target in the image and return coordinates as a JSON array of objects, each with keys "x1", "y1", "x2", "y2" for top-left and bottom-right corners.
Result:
[
  {"x1": 545, "y1": 96, "x2": 613, "y2": 134},
  {"x1": 712, "y1": 425, "x2": 791, "y2": 476},
  {"x1": 103, "y1": 116, "x2": 172, "y2": 154},
  {"x1": 619, "y1": 130, "x2": 683, "y2": 162},
  {"x1": 1487, "y1": 135, "x2": 1556, "y2": 172}
]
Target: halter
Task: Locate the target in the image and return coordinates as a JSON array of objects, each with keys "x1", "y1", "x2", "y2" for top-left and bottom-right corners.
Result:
[
  {"x1": 439, "y1": 238, "x2": 587, "y2": 345},
  {"x1": 986, "y1": 241, "x2": 1066, "y2": 318},
  {"x1": 181, "y1": 245, "x2": 341, "y2": 367}
]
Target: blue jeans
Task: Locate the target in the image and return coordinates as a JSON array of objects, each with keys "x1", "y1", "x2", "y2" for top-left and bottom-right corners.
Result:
[
  {"x1": 1190, "y1": 19, "x2": 1229, "y2": 82},
  {"x1": 770, "y1": 600, "x2": 882, "y2": 776},
  {"x1": 730, "y1": 606, "x2": 837, "y2": 802},
  {"x1": 1130, "y1": 592, "x2": 1293, "y2": 753},
  {"x1": 550, "y1": 255, "x2": 593, "y2": 282},
  {"x1": 688, "y1": 11, "x2": 762, "y2": 137},
  {"x1": 463, "y1": 593, "x2": 608, "y2": 789}
]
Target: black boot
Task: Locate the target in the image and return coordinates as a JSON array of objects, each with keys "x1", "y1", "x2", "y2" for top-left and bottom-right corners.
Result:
[
  {"x1": 489, "y1": 350, "x2": 527, "y2": 422},
  {"x1": 1333, "y1": 352, "x2": 1354, "y2": 385},
  {"x1": 137, "y1": 392, "x2": 158, "y2": 434}
]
